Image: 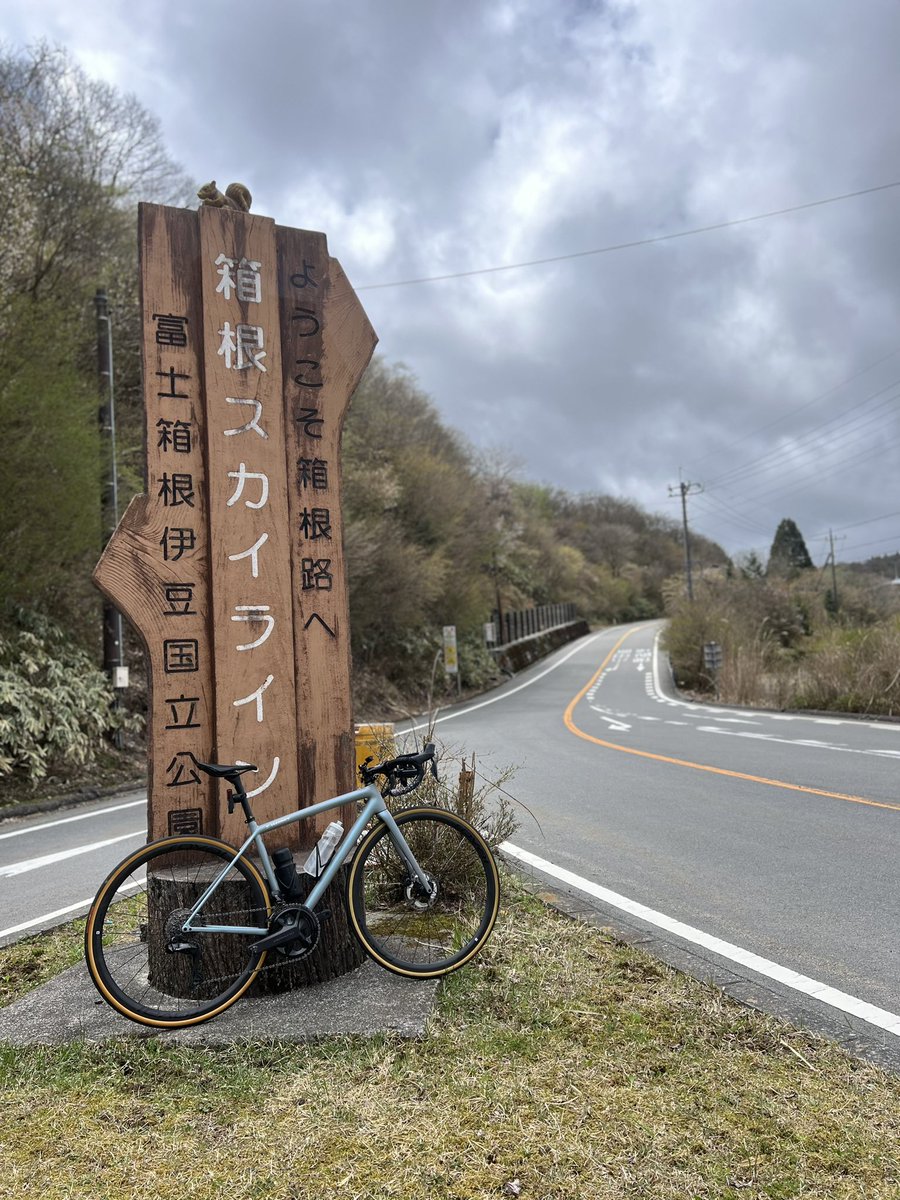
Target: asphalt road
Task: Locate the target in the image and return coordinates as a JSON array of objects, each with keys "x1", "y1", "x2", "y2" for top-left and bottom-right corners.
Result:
[
  {"x1": 2, "y1": 620, "x2": 898, "y2": 1058},
  {"x1": 407, "y1": 621, "x2": 898, "y2": 1043},
  {"x1": 0, "y1": 792, "x2": 147, "y2": 946}
]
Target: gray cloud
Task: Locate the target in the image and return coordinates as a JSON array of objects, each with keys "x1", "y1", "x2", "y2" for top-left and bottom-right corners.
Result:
[{"x1": 4, "y1": 0, "x2": 900, "y2": 563}]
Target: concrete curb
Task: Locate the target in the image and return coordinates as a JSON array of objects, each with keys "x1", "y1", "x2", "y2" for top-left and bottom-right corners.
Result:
[
  {"x1": 0, "y1": 956, "x2": 438, "y2": 1046},
  {"x1": 0, "y1": 778, "x2": 147, "y2": 823}
]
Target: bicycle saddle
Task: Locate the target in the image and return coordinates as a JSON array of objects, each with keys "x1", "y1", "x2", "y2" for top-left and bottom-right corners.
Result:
[{"x1": 192, "y1": 758, "x2": 258, "y2": 780}]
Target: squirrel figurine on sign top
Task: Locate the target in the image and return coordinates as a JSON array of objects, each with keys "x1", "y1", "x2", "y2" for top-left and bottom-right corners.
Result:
[{"x1": 197, "y1": 180, "x2": 252, "y2": 212}]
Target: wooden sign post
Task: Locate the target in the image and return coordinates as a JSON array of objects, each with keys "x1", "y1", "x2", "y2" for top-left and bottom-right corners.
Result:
[{"x1": 94, "y1": 200, "x2": 376, "y2": 983}]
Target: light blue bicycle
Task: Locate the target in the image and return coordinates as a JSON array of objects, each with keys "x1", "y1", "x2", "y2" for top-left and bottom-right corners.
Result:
[{"x1": 85, "y1": 744, "x2": 500, "y2": 1028}]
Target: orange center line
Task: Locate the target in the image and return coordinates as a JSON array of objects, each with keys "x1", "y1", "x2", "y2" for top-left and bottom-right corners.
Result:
[{"x1": 564, "y1": 627, "x2": 900, "y2": 814}]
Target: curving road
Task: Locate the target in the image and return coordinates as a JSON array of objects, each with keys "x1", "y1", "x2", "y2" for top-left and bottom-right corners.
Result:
[
  {"x1": 409, "y1": 620, "x2": 899, "y2": 1061},
  {"x1": 2, "y1": 620, "x2": 897, "y2": 1063}
]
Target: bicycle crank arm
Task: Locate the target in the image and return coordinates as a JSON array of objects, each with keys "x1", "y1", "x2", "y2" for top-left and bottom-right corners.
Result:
[
  {"x1": 250, "y1": 905, "x2": 328, "y2": 954},
  {"x1": 251, "y1": 926, "x2": 310, "y2": 953}
]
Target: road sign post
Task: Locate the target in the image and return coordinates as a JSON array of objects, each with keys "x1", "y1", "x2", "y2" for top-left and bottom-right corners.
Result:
[{"x1": 702, "y1": 640, "x2": 723, "y2": 698}]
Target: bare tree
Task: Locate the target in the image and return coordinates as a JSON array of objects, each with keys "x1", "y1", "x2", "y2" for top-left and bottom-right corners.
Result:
[{"x1": 0, "y1": 42, "x2": 192, "y2": 308}]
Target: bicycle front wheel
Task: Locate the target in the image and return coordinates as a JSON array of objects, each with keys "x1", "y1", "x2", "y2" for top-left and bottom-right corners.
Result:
[
  {"x1": 85, "y1": 836, "x2": 271, "y2": 1028},
  {"x1": 347, "y1": 808, "x2": 500, "y2": 977}
]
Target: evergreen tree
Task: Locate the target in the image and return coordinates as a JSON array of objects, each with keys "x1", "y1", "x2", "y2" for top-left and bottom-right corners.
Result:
[
  {"x1": 767, "y1": 518, "x2": 814, "y2": 577},
  {"x1": 737, "y1": 549, "x2": 766, "y2": 579}
]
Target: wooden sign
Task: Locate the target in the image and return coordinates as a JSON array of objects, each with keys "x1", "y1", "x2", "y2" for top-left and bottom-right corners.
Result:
[{"x1": 95, "y1": 202, "x2": 376, "y2": 845}]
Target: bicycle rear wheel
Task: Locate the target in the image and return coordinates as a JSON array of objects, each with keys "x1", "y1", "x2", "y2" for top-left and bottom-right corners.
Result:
[
  {"x1": 85, "y1": 836, "x2": 271, "y2": 1028},
  {"x1": 347, "y1": 808, "x2": 500, "y2": 977}
]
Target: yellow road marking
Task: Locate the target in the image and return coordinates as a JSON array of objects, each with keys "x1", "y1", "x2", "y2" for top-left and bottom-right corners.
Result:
[{"x1": 564, "y1": 627, "x2": 900, "y2": 814}]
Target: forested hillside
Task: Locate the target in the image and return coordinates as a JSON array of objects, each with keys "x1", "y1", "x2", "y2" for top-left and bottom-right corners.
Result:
[
  {"x1": 342, "y1": 357, "x2": 727, "y2": 705},
  {"x1": 0, "y1": 43, "x2": 727, "y2": 791}
]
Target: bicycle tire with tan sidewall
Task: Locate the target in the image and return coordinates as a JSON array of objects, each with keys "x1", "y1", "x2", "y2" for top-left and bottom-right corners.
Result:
[
  {"x1": 84, "y1": 834, "x2": 272, "y2": 1029},
  {"x1": 347, "y1": 807, "x2": 500, "y2": 977}
]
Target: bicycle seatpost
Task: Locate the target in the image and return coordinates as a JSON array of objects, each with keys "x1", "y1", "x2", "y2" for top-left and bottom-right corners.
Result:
[
  {"x1": 191, "y1": 757, "x2": 258, "y2": 824},
  {"x1": 226, "y1": 777, "x2": 256, "y2": 824}
]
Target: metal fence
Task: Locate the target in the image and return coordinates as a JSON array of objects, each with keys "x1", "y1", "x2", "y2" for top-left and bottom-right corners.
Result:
[{"x1": 489, "y1": 602, "x2": 578, "y2": 648}]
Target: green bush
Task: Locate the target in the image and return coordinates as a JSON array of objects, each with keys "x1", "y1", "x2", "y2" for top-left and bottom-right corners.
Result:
[
  {"x1": 0, "y1": 610, "x2": 124, "y2": 783},
  {"x1": 458, "y1": 630, "x2": 502, "y2": 692}
]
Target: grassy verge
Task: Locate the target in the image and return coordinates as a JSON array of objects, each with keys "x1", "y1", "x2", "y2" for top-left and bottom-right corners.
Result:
[{"x1": 1, "y1": 877, "x2": 897, "y2": 1200}]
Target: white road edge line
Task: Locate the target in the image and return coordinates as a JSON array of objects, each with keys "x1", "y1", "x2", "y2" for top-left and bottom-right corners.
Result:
[
  {"x1": 406, "y1": 630, "x2": 604, "y2": 732},
  {"x1": 0, "y1": 798, "x2": 146, "y2": 840},
  {"x1": 0, "y1": 898, "x2": 96, "y2": 941},
  {"x1": 0, "y1": 877, "x2": 145, "y2": 942},
  {"x1": 0, "y1": 830, "x2": 145, "y2": 878},
  {"x1": 499, "y1": 841, "x2": 900, "y2": 1038}
]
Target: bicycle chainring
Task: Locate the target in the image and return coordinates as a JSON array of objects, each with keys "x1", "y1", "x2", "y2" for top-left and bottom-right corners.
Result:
[{"x1": 269, "y1": 903, "x2": 321, "y2": 960}]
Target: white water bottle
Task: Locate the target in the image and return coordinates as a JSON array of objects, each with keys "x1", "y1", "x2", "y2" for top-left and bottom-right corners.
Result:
[{"x1": 302, "y1": 821, "x2": 344, "y2": 877}]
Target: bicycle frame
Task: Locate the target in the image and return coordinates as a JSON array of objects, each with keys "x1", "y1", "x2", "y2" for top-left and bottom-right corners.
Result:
[{"x1": 181, "y1": 782, "x2": 431, "y2": 937}]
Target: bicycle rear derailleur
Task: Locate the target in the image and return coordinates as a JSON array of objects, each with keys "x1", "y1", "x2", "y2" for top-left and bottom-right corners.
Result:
[{"x1": 251, "y1": 903, "x2": 321, "y2": 960}]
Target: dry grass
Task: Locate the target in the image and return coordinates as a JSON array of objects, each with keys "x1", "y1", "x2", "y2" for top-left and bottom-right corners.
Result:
[
  {"x1": 664, "y1": 573, "x2": 900, "y2": 717},
  {"x1": 0, "y1": 877, "x2": 897, "y2": 1199}
]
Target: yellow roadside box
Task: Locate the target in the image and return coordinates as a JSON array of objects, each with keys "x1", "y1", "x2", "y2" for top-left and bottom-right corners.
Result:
[{"x1": 354, "y1": 723, "x2": 396, "y2": 781}]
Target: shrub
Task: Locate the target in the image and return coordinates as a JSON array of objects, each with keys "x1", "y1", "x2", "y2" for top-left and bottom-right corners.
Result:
[
  {"x1": 662, "y1": 567, "x2": 900, "y2": 716},
  {"x1": 357, "y1": 724, "x2": 519, "y2": 850},
  {"x1": 0, "y1": 610, "x2": 124, "y2": 783},
  {"x1": 792, "y1": 623, "x2": 900, "y2": 716},
  {"x1": 663, "y1": 575, "x2": 813, "y2": 699},
  {"x1": 458, "y1": 631, "x2": 502, "y2": 692}
]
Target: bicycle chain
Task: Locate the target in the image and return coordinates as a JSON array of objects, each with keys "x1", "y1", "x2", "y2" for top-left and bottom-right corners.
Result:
[{"x1": 171, "y1": 904, "x2": 323, "y2": 985}]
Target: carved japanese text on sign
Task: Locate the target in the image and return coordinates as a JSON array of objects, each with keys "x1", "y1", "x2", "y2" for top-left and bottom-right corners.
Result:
[
  {"x1": 198, "y1": 207, "x2": 299, "y2": 836},
  {"x1": 94, "y1": 202, "x2": 376, "y2": 846},
  {"x1": 109, "y1": 207, "x2": 214, "y2": 838}
]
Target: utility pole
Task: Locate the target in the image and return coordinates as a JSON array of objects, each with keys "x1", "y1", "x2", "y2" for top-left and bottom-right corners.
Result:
[
  {"x1": 828, "y1": 528, "x2": 839, "y2": 613},
  {"x1": 669, "y1": 479, "x2": 703, "y2": 600},
  {"x1": 95, "y1": 289, "x2": 126, "y2": 739}
]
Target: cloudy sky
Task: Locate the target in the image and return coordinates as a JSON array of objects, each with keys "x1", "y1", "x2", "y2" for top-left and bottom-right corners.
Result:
[{"x1": 4, "y1": 0, "x2": 900, "y2": 565}]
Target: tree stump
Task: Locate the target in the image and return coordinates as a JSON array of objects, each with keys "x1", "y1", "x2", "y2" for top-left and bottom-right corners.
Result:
[
  {"x1": 145, "y1": 853, "x2": 364, "y2": 1001},
  {"x1": 145, "y1": 859, "x2": 265, "y2": 1000},
  {"x1": 253, "y1": 863, "x2": 366, "y2": 995}
]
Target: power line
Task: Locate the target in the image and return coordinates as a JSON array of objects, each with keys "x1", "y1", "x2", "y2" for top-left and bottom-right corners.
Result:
[
  {"x1": 693, "y1": 428, "x2": 900, "y2": 552},
  {"x1": 717, "y1": 427, "x2": 900, "y2": 518},
  {"x1": 687, "y1": 347, "x2": 900, "y2": 472},
  {"x1": 691, "y1": 492, "x2": 772, "y2": 537},
  {"x1": 809, "y1": 508, "x2": 900, "y2": 540},
  {"x1": 835, "y1": 532, "x2": 900, "y2": 557},
  {"x1": 700, "y1": 390, "x2": 900, "y2": 515},
  {"x1": 356, "y1": 180, "x2": 900, "y2": 290},
  {"x1": 704, "y1": 378, "x2": 900, "y2": 490},
  {"x1": 707, "y1": 398, "x2": 900, "y2": 504}
]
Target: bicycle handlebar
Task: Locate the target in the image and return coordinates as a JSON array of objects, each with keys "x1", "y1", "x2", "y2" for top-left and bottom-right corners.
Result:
[
  {"x1": 358, "y1": 742, "x2": 438, "y2": 796},
  {"x1": 192, "y1": 745, "x2": 439, "y2": 807}
]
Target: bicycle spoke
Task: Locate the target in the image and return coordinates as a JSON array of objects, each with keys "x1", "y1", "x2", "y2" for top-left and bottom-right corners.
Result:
[
  {"x1": 85, "y1": 838, "x2": 270, "y2": 1027},
  {"x1": 349, "y1": 809, "x2": 498, "y2": 977}
]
